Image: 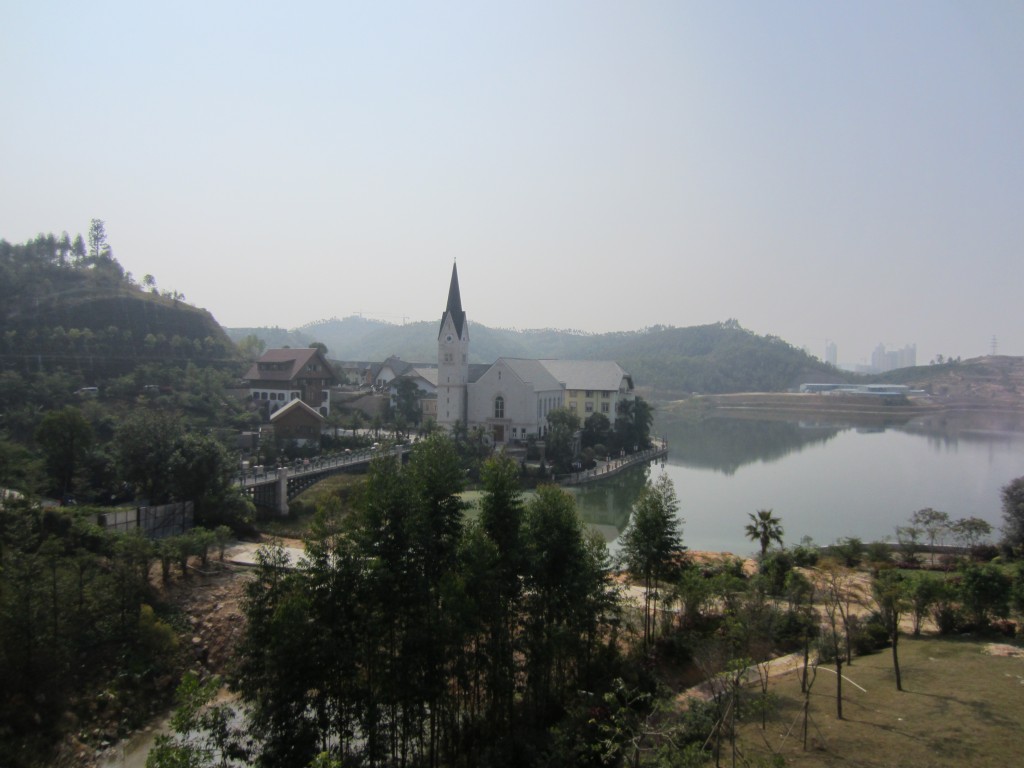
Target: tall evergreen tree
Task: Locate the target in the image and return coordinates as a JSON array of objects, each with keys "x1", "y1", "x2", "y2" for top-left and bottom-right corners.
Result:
[
  {"x1": 619, "y1": 472, "x2": 684, "y2": 649},
  {"x1": 478, "y1": 454, "x2": 526, "y2": 757}
]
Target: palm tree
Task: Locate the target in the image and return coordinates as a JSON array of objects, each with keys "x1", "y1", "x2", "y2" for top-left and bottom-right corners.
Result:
[{"x1": 745, "y1": 509, "x2": 784, "y2": 558}]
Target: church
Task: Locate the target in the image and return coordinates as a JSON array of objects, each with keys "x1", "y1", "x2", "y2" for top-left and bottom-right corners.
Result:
[{"x1": 437, "y1": 263, "x2": 636, "y2": 445}]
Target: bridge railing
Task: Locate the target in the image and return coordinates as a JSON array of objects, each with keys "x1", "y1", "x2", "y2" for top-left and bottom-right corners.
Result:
[
  {"x1": 235, "y1": 444, "x2": 411, "y2": 488},
  {"x1": 553, "y1": 439, "x2": 668, "y2": 486}
]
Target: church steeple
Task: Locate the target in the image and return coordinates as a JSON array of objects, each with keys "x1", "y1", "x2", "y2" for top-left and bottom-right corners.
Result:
[
  {"x1": 439, "y1": 261, "x2": 467, "y2": 339},
  {"x1": 438, "y1": 262, "x2": 470, "y2": 430}
]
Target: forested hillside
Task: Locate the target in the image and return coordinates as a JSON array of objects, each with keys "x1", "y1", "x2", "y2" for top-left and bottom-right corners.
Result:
[
  {"x1": 1, "y1": 227, "x2": 238, "y2": 380},
  {"x1": 229, "y1": 317, "x2": 838, "y2": 395},
  {"x1": 0, "y1": 225, "x2": 257, "y2": 501}
]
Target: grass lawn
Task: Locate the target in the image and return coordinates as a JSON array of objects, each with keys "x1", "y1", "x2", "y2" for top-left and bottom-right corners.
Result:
[{"x1": 733, "y1": 635, "x2": 1024, "y2": 767}]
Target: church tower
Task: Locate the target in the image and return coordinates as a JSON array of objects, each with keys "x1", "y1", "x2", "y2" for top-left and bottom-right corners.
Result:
[{"x1": 437, "y1": 262, "x2": 470, "y2": 430}]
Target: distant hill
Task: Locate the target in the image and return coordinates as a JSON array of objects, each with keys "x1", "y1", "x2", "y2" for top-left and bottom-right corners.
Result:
[
  {"x1": 0, "y1": 232, "x2": 239, "y2": 381},
  {"x1": 227, "y1": 317, "x2": 841, "y2": 397},
  {"x1": 867, "y1": 355, "x2": 1024, "y2": 406}
]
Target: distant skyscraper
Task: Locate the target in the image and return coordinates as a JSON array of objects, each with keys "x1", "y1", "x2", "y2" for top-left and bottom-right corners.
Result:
[
  {"x1": 870, "y1": 343, "x2": 916, "y2": 373},
  {"x1": 825, "y1": 341, "x2": 837, "y2": 367}
]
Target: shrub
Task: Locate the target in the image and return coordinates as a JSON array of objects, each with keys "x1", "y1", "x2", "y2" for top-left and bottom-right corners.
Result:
[
  {"x1": 826, "y1": 537, "x2": 863, "y2": 567},
  {"x1": 958, "y1": 562, "x2": 1012, "y2": 625},
  {"x1": 771, "y1": 610, "x2": 816, "y2": 651},
  {"x1": 990, "y1": 619, "x2": 1017, "y2": 638},
  {"x1": 864, "y1": 541, "x2": 893, "y2": 564},
  {"x1": 791, "y1": 544, "x2": 819, "y2": 567},
  {"x1": 759, "y1": 550, "x2": 794, "y2": 595},
  {"x1": 138, "y1": 604, "x2": 179, "y2": 662},
  {"x1": 970, "y1": 544, "x2": 999, "y2": 562},
  {"x1": 907, "y1": 575, "x2": 943, "y2": 636},
  {"x1": 933, "y1": 601, "x2": 965, "y2": 635},
  {"x1": 815, "y1": 635, "x2": 838, "y2": 663},
  {"x1": 850, "y1": 613, "x2": 890, "y2": 656}
]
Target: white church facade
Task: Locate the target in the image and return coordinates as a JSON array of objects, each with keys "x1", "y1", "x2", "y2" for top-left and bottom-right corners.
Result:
[{"x1": 436, "y1": 264, "x2": 635, "y2": 445}]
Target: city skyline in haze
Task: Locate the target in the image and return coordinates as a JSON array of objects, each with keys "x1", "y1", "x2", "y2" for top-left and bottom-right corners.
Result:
[{"x1": 2, "y1": 2, "x2": 1021, "y2": 366}]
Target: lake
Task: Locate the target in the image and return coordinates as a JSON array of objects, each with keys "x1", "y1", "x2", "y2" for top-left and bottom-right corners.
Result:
[{"x1": 573, "y1": 409, "x2": 1024, "y2": 557}]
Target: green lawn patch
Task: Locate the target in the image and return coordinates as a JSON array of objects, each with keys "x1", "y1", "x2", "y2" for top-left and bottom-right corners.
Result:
[{"x1": 733, "y1": 636, "x2": 1024, "y2": 767}]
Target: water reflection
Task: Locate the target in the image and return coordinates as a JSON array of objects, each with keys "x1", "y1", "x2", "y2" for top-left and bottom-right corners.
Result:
[
  {"x1": 570, "y1": 463, "x2": 653, "y2": 543},
  {"x1": 902, "y1": 411, "x2": 1024, "y2": 449},
  {"x1": 572, "y1": 410, "x2": 1024, "y2": 553},
  {"x1": 656, "y1": 415, "x2": 844, "y2": 475}
]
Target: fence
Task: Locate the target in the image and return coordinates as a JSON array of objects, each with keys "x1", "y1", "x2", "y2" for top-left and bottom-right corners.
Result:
[{"x1": 95, "y1": 500, "x2": 194, "y2": 539}]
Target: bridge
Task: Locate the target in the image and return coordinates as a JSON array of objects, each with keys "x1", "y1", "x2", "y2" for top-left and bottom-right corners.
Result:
[
  {"x1": 553, "y1": 439, "x2": 669, "y2": 486},
  {"x1": 237, "y1": 438, "x2": 668, "y2": 516},
  {"x1": 236, "y1": 444, "x2": 411, "y2": 516}
]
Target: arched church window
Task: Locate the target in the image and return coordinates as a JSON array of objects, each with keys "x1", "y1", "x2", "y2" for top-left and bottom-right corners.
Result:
[{"x1": 494, "y1": 396, "x2": 504, "y2": 419}]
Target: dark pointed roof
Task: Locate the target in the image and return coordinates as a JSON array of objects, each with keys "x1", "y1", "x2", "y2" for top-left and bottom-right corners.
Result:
[{"x1": 439, "y1": 262, "x2": 467, "y2": 339}]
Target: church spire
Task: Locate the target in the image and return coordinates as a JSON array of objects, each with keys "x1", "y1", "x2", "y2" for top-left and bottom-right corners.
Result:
[{"x1": 440, "y1": 261, "x2": 467, "y2": 338}]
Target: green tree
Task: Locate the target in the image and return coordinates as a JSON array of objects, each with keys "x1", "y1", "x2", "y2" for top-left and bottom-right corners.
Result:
[
  {"x1": 545, "y1": 407, "x2": 579, "y2": 473},
  {"x1": 744, "y1": 508, "x2": 784, "y2": 559},
  {"x1": 235, "y1": 543, "x2": 320, "y2": 768},
  {"x1": 168, "y1": 433, "x2": 238, "y2": 526},
  {"x1": 581, "y1": 411, "x2": 611, "y2": 450},
  {"x1": 907, "y1": 575, "x2": 942, "y2": 636},
  {"x1": 114, "y1": 411, "x2": 185, "y2": 504},
  {"x1": 478, "y1": 454, "x2": 526, "y2": 740},
  {"x1": 393, "y1": 377, "x2": 422, "y2": 428},
  {"x1": 613, "y1": 395, "x2": 654, "y2": 452},
  {"x1": 237, "y1": 334, "x2": 266, "y2": 361},
  {"x1": 958, "y1": 562, "x2": 1011, "y2": 626},
  {"x1": 521, "y1": 485, "x2": 615, "y2": 721},
  {"x1": 87, "y1": 218, "x2": 110, "y2": 261},
  {"x1": 619, "y1": 472, "x2": 684, "y2": 649},
  {"x1": 872, "y1": 569, "x2": 907, "y2": 691},
  {"x1": 950, "y1": 516, "x2": 993, "y2": 553},
  {"x1": 35, "y1": 407, "x2": 93, "y2": 499},
  {"x1": 404, "y1": 434, "x2": 467, "y2": 763},
  {"x1": 146, "y1": 671, "x2": 244, "y2": 768},
  {"x1": 1000, "y1": 476, "x2": 1024, "y2": 551},
  {"x1": 911, "y1": 508, "x2": 951, "y2": 563}
]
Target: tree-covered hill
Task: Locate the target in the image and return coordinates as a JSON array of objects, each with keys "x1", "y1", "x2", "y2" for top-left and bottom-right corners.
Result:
[
  {"x1": 229, "y1": 317, "x2": 839, "y2": 396},
  {"x1": 1, "y1": 228, "x2": 239, "y2": 380}
]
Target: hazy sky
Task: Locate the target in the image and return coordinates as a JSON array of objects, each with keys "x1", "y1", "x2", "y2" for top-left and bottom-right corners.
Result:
[{"x1": 2, "y1": 1, "x2": 1022, "y2": 366}]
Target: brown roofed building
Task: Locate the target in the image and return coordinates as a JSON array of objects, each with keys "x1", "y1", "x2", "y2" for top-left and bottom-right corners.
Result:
[
  {"x1": 269, "y1": 398, "x2": 326, "y2": 445},
  {"x1": 244, "y1": 347, "x2": 338, "y2": 418}
]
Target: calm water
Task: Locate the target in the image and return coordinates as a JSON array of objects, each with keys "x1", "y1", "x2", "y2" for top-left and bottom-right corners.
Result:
[{"x1": 573, "y1": 410, "x2": 1024, "y2": 557}]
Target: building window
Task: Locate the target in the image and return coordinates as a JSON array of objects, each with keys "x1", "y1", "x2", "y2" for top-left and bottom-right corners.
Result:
[
  {"x1": 586, "y1": 390, "x2": 594, "y2": 398},
  {"x1": 494, "y1": 396, "x2": 504, "y2": 419},
  {"x1": 585, "y1": 402, "x2": 594, "y2": 413},
  {"x1": 569, "y1": 401, "x2": 577, "y2": 411},
  {"x1": 601, "y1": 402, "x2": 610, "y2": 413}
]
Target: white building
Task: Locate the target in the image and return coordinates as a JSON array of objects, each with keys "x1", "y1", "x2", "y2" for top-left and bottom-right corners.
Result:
[{"x1": 436, "y1": 264, "x2": 635, "y2": 444}]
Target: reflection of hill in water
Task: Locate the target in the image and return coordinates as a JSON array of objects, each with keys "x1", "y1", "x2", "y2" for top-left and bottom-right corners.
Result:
[
  {"x1": 900, "y1": 411, "x2": 1024, "y2": 448},
  {"x1": 656, "y1": 415, "x2": 843, "y2": 475}
]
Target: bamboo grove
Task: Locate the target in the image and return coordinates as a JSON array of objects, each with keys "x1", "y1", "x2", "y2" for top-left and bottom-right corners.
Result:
[{"x1": 233, "y1": 435, "x2": 622, "y2": 768}]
